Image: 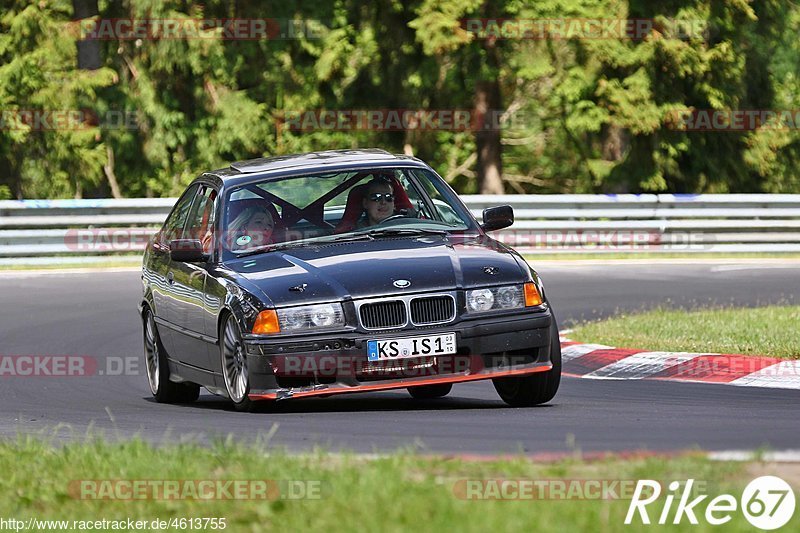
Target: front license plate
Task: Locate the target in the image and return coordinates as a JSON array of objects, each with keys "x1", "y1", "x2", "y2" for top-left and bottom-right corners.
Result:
[{"x1": 367, "y1": 333, "x2": 456, "y2": 362}]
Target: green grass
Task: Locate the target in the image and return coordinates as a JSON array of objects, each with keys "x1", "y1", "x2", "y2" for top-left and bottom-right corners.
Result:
[
  {"x1": 569, "y1": 306, "x2": 800, "y2": 358},
  {"x1": 0, "y1": 437, "x2": 786, "y2": 532}
]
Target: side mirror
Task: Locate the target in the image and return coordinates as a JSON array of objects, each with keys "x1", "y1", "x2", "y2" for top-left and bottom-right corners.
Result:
[
  {"x1": 481, "y1": 205, "x2": 514, "y2": 232},
  {"x1": 169, "y1": 239, "x2": 209, "y2": 263}
]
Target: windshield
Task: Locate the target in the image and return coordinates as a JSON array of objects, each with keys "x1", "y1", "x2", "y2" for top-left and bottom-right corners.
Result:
[{"x1": 219, "y1": 167, "x2": 477, "y2": 259}]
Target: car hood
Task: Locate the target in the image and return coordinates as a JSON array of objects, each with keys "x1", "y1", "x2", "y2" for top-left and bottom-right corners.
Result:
[{"x1": 227, "y1": 235, "x2": 528, "y2": 307}]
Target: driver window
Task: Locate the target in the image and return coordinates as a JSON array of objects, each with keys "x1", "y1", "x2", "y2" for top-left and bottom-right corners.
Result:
[
  {"x1": 185, "y1": 185, "x2": 217, "y2": 252},
  {"x1": 162, "y1": 185, "x2": 198, "y2": 243}
]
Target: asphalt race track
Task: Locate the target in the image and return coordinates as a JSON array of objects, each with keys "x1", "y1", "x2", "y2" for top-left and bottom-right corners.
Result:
[{"x1": 1, "y1": 261, "x2": 798, "y2": 454}]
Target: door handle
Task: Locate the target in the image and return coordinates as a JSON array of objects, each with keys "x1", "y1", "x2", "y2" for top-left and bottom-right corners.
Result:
[{"x1": 167, "y1": 271, "x2": 174, "y2": 284}]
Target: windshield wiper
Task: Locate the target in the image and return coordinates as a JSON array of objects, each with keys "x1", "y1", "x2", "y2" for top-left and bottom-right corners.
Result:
[{"x1": 360, "y1": 228, "x2": 448, "y2": 238}]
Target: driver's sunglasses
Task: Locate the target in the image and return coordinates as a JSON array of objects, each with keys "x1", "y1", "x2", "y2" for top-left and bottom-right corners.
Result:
[{"x1": 368, "y1": 193, "x2": 394, "y2": 203}]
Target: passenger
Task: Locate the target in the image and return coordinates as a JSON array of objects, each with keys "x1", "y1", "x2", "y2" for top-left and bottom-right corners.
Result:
[{"x1": 228, "y1": 206, "x2": 275, "y2": 249}]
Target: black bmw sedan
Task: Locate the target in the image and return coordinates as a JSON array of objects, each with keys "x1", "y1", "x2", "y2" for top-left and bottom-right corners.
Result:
[{"x1": 140, "y1": 149, "x2": 560, "y2": 411}]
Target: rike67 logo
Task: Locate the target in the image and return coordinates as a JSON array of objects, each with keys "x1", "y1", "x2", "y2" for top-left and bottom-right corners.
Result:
[{"x1": 625, "y1": 476, "x2": 795, "y2": 530}]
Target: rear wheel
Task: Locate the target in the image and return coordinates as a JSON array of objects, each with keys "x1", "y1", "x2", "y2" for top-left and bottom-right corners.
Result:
[
  {"x1": 407, "y1": 383, "x2": 452, "y2": 399},
  {"x1": 493, "y1": 317, "x2": 561, "y2": 407},
  {"x1": 221, "y1": 314, "x2": 258, "y2": 412},
  {"x1": 143, "y1": 307, "x2": 200, "y2": 403}
]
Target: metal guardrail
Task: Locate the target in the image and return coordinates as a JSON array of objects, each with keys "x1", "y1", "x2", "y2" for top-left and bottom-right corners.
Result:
[{"x1": 2, "y1": 194, "x2": 800, "y2": 260}]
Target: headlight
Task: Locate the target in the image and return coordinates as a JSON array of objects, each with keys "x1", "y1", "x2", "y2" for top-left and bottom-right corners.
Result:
[
  {"x1": 309, "y1": 303, "x2": 339, "y2": 327},
  {"x1": 466, "y1": 283, "x2": 541, "y2": 313},
  {"x1": 467, "y1": 288, "x2": 495, "y2": 312},
  {"x1": 277, "y1": 303, "x2": 345, "y2": 332},
  {"x1": 496, "y1": 286, "x2": 523, "y2": 308}
]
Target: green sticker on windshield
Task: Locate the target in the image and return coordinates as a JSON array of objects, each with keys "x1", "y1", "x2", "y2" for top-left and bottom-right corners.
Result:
[{"x1": 236, "y1": 235, "x2": 252, "y2": 246}]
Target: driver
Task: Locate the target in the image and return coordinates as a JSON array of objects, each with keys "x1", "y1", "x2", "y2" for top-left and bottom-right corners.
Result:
[{"x1": 358, "y1": 177, "x2": 396, "y2": 228}]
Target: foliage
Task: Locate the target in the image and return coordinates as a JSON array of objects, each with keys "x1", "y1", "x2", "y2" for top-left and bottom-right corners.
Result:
[{"x1": 0, "y1": 0, "x2": 799, "y2": 198}]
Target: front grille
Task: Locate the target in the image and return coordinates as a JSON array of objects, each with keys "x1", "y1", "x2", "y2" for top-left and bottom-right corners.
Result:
[
  {"x1": 359, "y1": 300, "x2": 407, "y2": 329},
  {"x1": 410, "y1": 295, "x2": 455, "y2": 325}
]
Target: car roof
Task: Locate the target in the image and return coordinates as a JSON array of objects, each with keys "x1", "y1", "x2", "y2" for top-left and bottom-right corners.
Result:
[{"x1": 205, "y1": 149, "x2": 430, "y2": 188}]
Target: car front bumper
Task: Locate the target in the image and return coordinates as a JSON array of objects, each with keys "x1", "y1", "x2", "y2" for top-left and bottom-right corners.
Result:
[{"x1": 242, "y1": 308, "x2": 555, "y2": 401}]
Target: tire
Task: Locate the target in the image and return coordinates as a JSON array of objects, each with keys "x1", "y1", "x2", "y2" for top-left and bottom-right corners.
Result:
[
  {"x1": 492, "y1": 316, "x2": 561, "y2": 407},
  {"x1": 220, "y1": 314, "x2": 258, "y2": 412},
  {"x1": 142, "y1": 307, "x2": 200, "y2": 404},
  {"x1": 407, "y1": 383, "x2": 452, "y2": 399}
]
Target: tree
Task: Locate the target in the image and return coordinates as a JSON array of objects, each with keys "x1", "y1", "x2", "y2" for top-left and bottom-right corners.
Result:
[
  {"x1": 0, "y1": 0, "x2": 115, "y2": 198},
  {"x1": 2, "y1": 0, "x2": 800, "y2": 198}
]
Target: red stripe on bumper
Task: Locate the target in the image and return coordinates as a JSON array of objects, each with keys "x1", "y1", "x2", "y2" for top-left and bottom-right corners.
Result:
[{"x1": 248, "y1": 364, "x2": 553, "y2": 401}]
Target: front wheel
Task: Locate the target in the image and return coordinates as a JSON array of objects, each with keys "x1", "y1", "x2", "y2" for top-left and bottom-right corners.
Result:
[
  {"x1": 143, "y1": 307, "x2": 200, "y2": 404},
  {"x1": 220, "y1": 314, "x2": 258, "y2": 412},
  {"x1": 407, "y1": 383, "x2": 452, "y2": 399},
  {"x1": 492, "y1": 317, "x2": 561, "y2": 407}
]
